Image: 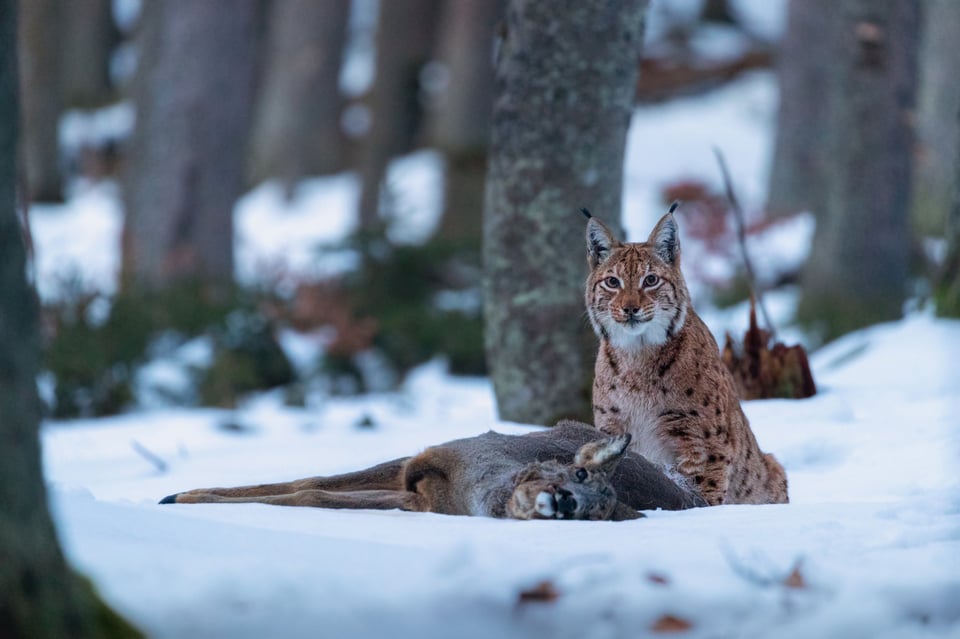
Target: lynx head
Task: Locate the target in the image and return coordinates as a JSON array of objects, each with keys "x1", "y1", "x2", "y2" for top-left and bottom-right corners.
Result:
[
  {"x1": 583, "y1": 204, "x2": 690, "y2": 349},
  {"x1": 507, "y1": 434, "x2": 638, "y2": 521}
]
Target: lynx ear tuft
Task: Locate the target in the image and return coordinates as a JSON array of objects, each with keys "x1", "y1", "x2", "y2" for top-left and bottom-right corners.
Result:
[
  {"x1": 586, "y1": 217, "x2": 619, "y2": 268},
  {"x1": 648, "y1": 211, "x2": 680, "y2": 265}
]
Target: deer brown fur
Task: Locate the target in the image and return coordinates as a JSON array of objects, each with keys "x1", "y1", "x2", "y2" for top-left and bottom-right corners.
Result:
[{"x1": 161, "y1": 420, "x2": 704, "y2": 521}]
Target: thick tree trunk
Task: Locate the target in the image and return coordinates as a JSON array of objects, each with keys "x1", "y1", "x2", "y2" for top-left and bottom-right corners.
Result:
[
  {"x1": 356, "y1": 0, "x2": 443, "y2": 230},
  {"x1": 766, "y1": 0, "x2": 836, "y2": 217},
  {"x1": 797, "y1": 0, "x2": 920, "y2": 343},
  {"x1": 936, "y1": 101, "x2": 960, "y2": 316},
  {"x1": 0, "y1": 4, "x2": 139, "y2": 636},
  {"x1": 910, "y1": 0, "x2": 960, "y2": 236},
  {"x1": 60, "y1": 0, "x2": 115, "y2": 108},
  {"x1": 430, "y1": 0, "x2": 505, "y2": 244},
  {"x1": 17, "y1": 0, "x2": 62, "y2": 202},
  {"x1": 248, "y1": 0, "x2": 350, "y2": 188},
  {"x1": 482, "y1": 0, "x2": 647, "y2": 425},
  {"x1": 122, "y1": 0, "x2": 257, "y2": 291}
]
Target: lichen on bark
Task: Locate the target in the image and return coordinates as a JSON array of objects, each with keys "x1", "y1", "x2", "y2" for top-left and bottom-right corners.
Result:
[{"x1": 482, "y1": 0, "x2": 647, "y2": 425}]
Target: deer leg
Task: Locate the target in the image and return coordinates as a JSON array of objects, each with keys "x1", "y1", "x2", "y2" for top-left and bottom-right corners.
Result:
[
  {"x1": 291, "y1": 457, "x2": 410, "y2": 492},
  {"x1": 171, "y1": 488, "x2": 429, "y2": 512},
  {"x1": 160, "y1": 457, "x2": 410, "y2": 504}
]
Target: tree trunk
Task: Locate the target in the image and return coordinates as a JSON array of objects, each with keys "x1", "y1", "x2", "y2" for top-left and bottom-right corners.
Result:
[
  {"x1": 482, "y1": 0, "x2": 647, "y2": 426},
  {"x1": 60, "y1": 0, "x2": 115, "y2": 108},
  {"x1": 797, "y1": 0, "x2": 920, "y2": 343},
  {"x1": 17, "y1": 0, "x2": 62, "y2": 202},
  {"x1": 356, "y1": 0, "x2": 443, "y2": 230},
  {"x1": 700, "y1": 0, "x2": 737, "y2": 26},
  {"x1": 910, "y1": 0, "x2": 960, "y2": 236},
  {"x1": 248, "y1": 0, "x2": 350, "y2": 188},
  {"x1": 936, "y1": 100, "x2": 960, "y2": 316},
  {"x1": 430, "y1": 0, "x2": 505, "y2": 244},
  {"x1": 766, "y1": 0, "x2": 836, "y2": 217},
  {"x1": 0, "y1": 4, "x2": 139, "y2": 636},
  {"x1": 121, "y1": 0, "x2": 257, "y2": 291}
]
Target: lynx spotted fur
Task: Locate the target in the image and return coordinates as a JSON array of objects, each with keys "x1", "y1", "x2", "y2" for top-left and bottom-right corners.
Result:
[{"x1": 583, "y1": 207, "x2": 788, "y2": 506}]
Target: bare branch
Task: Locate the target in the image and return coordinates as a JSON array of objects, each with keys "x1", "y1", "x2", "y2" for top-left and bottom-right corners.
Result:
[
  {"x1": 713, "y1": 146, "x2": 777, "y2": 341},
  {"x1": 131, "y1": 440, "x2": 169, "y2": 474}
]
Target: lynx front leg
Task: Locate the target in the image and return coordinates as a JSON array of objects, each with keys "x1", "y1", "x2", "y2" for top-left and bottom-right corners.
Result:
[
  {"x1": 167, "y1": 488, "x2": 428, "y2": 511},
  {"x1": 676, "y1": 453, "x2": 729, "y2": 506}
]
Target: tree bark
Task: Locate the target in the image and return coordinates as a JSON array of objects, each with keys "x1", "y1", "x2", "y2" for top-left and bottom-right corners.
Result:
[
  {"x1": 248, "y1": 0, "x2": 350, "y2": 188},
  {"x1": 797, "y1": 0, "x2": 920, "y2": 343},
  {"x1": 936, "y1": 99, "x2": 960, "y2": 316},
  {"x1": 356, "y1": 0, "x2": 443, "y2": 230},
  {"x1": 0, "y1": 3, "x2": 139, "y2": 636},
  {"x1": 17, "y1": 0, "x2": 62, "y2": 202},
  {"x1": 910, "y1": 0, "x2": 960, "y2": 236},
  {"x1": 122, "y1": 0, "x2": 257, "y2": 291},
  {"x1": 766, "y1": 0, "x2": 836, "y2": 217},
  {"x1": 60, "y1": 0, "x2": 115, "y2": 108},
  {"x1": 482, "y1": 0, "x2": 647, "y2": 425},
  {"x1": 430, "y1": 0, "x2": 505, "y2": 244}
]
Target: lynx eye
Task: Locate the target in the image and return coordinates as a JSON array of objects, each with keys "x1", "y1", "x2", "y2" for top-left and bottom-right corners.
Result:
[
  {"x1": 604, "y1": 276, "x2": 621, "y2": 289},
  {"x1": 643, "y1": 274, "x2": 660, "y2": 287},
  {"x1": 574, "y1": 467, "x2": 588, "y2": 482}
]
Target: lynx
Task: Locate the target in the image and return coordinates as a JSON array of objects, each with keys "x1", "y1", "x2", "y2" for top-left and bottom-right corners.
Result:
[
  {"x1": 583, "y1": 205, "x2": 788, "y2": 506},
  {"x1": 160, "y1": 420, "x2": 703, "y2": 520}
]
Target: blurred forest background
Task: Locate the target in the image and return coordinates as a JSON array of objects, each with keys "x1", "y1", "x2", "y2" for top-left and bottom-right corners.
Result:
[
  {"x1": 9, "y1": 0, "x2": 960, "y2": 424},
  {"x1": 2, "y1": 1, "x2": 959, "y2": 634}
]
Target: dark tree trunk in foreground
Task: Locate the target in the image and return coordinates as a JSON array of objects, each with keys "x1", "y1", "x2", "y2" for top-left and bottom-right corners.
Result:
[
  {"x1": 766, "y1": 0, "x2": 836, "y2": 217},
  {"x1": 936, "y1": 102, "x2": 960, "y2": 316},
  {"x1": 248, "y1": 0, "x2": 350, "y2": 187},
  {"x1": 17, "y1": 0, "x2": 62, "y2": 202},
  {"x1": 0, "y1": 4, "x2": 139, "y2": 636},
  {"x1": 356, "y1": 0, "x2": 443, "y2": 230},
  {"x1": 797, "y1": 0, "x2": 920, "y2": 344},
  {"x1": 483, "y1": 0, "x2": 647, "y2": 425},
  {"x1": 430, "y1": 0, "x2": 505, "y2": 244},
  {"x1": 122, "y1": 0, "x2": 257, "y2": 291},
  {"x1": 910, "y1": 0, "x2": 960, "y2": 236},
  {"x1": 60, "y1": 0, "x2": 115, "y2": 108}
]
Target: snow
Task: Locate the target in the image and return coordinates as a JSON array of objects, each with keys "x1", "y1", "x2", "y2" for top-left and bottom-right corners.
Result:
[
  {"x1": 59, "y1": 102, "x2": 136, "y2": 155},
  {"x1": 28, "y1": 5, "x2": 960, "y2": 634},
  {"x1": 233, "y1": 173, "x2": 361, "y2": 287},
  {"x1": 622, "y1": 71, "x2": 777, "y2": 242},
  {"x1": 43, "y1": 317, "x2": 960, "y2": 638},
  {"x1": 29, "y1": 181, "x2": 124, "y2": 299}
]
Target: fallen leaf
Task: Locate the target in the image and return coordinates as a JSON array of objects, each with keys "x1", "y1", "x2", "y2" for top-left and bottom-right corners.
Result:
[
  {"x1": 646, "y1": 572, "x2": 670, "y2": 586},
  {"x1": 783, "y1": 561, "x2": 807, "y2": 589},
  {"x1": 517, "y1": 580, "x2": 560, "y2": 604},
  {"x1": 651, "y1": 614, "x2": 693, "y2": 633}
]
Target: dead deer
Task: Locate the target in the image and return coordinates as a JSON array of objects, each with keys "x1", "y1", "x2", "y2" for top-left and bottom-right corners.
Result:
[{"x1": 161, "y1": 421, "x2": 704, "y2": 520}]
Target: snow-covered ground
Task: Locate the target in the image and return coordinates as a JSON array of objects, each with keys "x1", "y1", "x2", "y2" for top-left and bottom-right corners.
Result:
[
  {"x1": 28, "y1": 14, "x2": 960, "y2": 635},
  {"x1": 44, "y1": 315, "x2": 960, "y2": 639}
]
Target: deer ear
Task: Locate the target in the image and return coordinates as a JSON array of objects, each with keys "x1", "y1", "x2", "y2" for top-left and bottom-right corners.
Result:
[
  {"x1": 586, "y1": 217, "x2": 619, "y2": 268},
  {"x1": 574, "y1": 433, "x2": 631, "y2": 474},
  {"x1": 648, "y1": 211, "x2": 680, "y2": 265}
]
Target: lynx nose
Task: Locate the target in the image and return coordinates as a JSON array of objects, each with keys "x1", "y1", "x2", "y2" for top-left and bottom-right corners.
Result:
[
  {"x1": 623, "y1": 306, "x2": 640, "y2": 316},
  {"x1": 556, "y1": 488, "x2": 577, "y2": 516}
]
